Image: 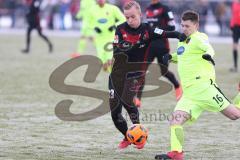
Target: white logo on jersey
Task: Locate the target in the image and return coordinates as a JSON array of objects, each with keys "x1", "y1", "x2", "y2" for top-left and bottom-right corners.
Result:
[
  {"x1": 147, "y1": 18, "x2": 158, "y2": 22},
  {"x1": 168, "y1": 12, "x2": 174, "y2": 19},
  {"x1": 139, "y1": 44, "x2": 145, "y2": 48},
  {"x1": 154, "y1": 28, "x2": 163, "y2": 35}
]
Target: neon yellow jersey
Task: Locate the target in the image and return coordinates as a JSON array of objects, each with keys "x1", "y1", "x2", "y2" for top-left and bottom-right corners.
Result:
[
  {"x1": 76, "y1": 0, "x2": 96, "y2": 20},
  {"x1": 171, "y1": 31, "x2": 216, "y2": 89},
  {"x1": 88, "y1": 3, "x2": 125, "y2": 34}
]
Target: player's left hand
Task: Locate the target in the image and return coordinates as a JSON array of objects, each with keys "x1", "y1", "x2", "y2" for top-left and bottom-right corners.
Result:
[
  {"x1": 202, "y1": 54, "x2": 215, "y2": 65},
  {"x1": 162, "y1": 54, "x2": 172, "y2": 65},
  {"x1": 94, "y1": 27, "x2": 102, "y2": 33}
]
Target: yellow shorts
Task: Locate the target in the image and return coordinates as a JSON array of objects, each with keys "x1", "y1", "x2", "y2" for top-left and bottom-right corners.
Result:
[
  {"x1": 175, "y1": 79, "x2": 230, "y2": 122},
  {"x1": 81, "y1": 22, "x2": 94, "y2": 37},
  {"x1": 94, "y1": 33, "x2": 114, "y2": 64}
]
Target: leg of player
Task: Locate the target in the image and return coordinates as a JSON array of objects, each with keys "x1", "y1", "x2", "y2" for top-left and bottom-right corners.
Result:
[
  {"x1": 155, "y1": 110, "x2": 191, "y2": 160},
  {"x1": 78, "y1": 36, "x2": 87, "y2": 53},
  {"x1": 102, "y1": 42, "x2": 114, "y2": 72},
  {"x1": 133, "y1": 79, "x2": 144, "y2": 108},
  {"x1": 95, "y1": 38, "x2": 113, "y2": 72},
  {"x1": 230, "y1": 43, "x2": 238, "y2": 72},
  {"x1": 75, "y1": 21, "x2": 94, "y2": 57},
  {"x1": 109, "y1": 78, "x2": 132, "y2": 149},
  {"x1": 159, "y1": 61, "x2": 182, "y2": 101},
  {"x1": 102, "y1": 59, "x2": 113, "y2": 73},
  {"x1": 106, "y1": 59, "x2": 113, "y2": 72},
  {"x1": 111, "y1": 77, "x2": 142, "y2": 149},
  {"x1": 110, "y1": 97, "x2": 131, "y2": 149},
  {"x1": 22, "y1": 27, "x2": 33, "y2": 53},
  {"x1": 230, "y1": 27, "x2": 239, "y2": 72},
  {"x1": 37, "y1": 27, "x2": 53, "y2": 53},
  {"x1": 221, "y1": 104, "x2": 240, "y2": 120}
]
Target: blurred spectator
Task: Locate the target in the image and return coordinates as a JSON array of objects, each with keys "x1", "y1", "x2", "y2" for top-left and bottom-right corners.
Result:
[
  {"x1": 194, "y1": 0, "x2": 209, "y2": 32},
  {"x1": 230, "y1": 0, "x2": 240, "y2": 72},
  {"x1": 5, "y1": 0, "x2": 16, "y2": 28},
  {"x1": 215, "y1": 2, "x2": 227, "y2": 36},
  {"x1": 59, "y1": 0, "x2": 70, "y2": 30},
  {"x1": 41, "y1": 0, "x2": 59, "y2": 30},
  {"x1": 0, "y1": 0, "x2": 235, "y2": 36},
  {"x1": 167, "y1": 0, "x2": 181, "y2": 25}
]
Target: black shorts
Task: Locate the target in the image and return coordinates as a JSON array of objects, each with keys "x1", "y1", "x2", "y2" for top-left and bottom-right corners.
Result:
[
  {"x1": 108, "y1": 75, "x2": 143, "y2": 108},
  {"x1": 232, "y1": 26, "x2": 240, "y2": 43},
  {"x1": 147, "y1": 39, "x2": 170, "y2": 64}
]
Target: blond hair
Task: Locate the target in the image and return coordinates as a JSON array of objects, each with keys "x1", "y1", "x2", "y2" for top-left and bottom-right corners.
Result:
[{"x1": 123, "y1": 1, "x2": 141, "y2": 13}]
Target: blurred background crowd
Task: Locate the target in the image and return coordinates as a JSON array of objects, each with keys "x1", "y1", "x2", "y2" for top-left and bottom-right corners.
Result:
[{"x1": 0, "y1": 0, "x2": 234, "y2": 36}]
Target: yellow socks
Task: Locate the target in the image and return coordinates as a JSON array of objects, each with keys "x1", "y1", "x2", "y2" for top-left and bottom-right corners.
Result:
[
  {"x1": 77, "y1": 39, "x2": 87, "y2": 53},
  {"x1": 171, "y1": 125, "x2": 184, "y2": 152},
  {"x1": 233, "y1": 93, "x2": 240, "y2": 109}
]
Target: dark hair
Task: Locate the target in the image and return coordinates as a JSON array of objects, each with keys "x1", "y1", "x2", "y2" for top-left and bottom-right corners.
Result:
[{"x1": 181, "y1": 10, "x2": 199, "y2": 23}]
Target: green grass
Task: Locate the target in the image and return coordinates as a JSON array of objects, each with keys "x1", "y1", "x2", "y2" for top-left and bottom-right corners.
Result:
[{"x1": 0, "y1": 34, "x2": 239, "y2": 160}]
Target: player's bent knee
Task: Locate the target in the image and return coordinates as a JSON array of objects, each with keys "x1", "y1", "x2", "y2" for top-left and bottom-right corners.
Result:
[{"x1": 169, "y1": 110, "x2": 190, "y2": 125}]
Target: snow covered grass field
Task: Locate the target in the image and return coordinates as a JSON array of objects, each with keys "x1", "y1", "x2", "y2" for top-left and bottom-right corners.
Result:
[{"x1": 0, "y1": 32, "x2": 239, "y2": 160}]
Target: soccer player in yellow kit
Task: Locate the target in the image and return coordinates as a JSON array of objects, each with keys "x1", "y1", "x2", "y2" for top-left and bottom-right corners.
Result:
[
  {"x1": 88, "y1": 0, "x2": 125, "y2": 72},
  {"x1": 155, "y1": 10, "x2": 240, "y2": 160},
  {"x1": 75, "y1": 0, "x2": 96, "y2": 56}
]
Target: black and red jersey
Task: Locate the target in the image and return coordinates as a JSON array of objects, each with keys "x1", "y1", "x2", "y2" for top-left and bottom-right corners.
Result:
[
  {"x1": 145, "y1": 2, "x2": 175, "y2": 50},
  {"x1": 110, "y1": 22, "x2": 185, "y2": 99},
  {"x1": 26, "y1": 0, "x2": 41, "y2": 26},
  {"x1": 112, "y1": 22, "x2": 183, "y2": 73},
  {"x1": 27, "y1": 0, "x2": 41, "y2": 16},
  {"x1": 145, "y1": 2, "x2": 175, "y2": 31}
]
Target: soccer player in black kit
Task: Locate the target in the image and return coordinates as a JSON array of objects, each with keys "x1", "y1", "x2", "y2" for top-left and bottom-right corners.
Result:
[
  {"x1": 145, "y1": 0, "x2": 182, "y2": 100},
  {"x1": 22, "y1": 0, "x2": 53, "y2": 53},
  {"x1": 109, "y1": 1, "x2": 186, "y2": 150}
]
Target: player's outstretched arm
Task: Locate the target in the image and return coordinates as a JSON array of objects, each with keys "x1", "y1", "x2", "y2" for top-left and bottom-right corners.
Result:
[
  {"x1": 164, "y1": 31, "x2": 187, "y2": 42},
  {"x1": 152, "y1": 28, "x2": 187, "y2": 42}
]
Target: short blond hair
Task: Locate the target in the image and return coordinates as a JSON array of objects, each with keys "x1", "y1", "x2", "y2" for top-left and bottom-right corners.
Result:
[{"x1": 123, "y1": 1, "x2": 141, "y2": 13}]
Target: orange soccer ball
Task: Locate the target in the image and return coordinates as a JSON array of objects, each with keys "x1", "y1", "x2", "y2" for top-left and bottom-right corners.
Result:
[{"x1": 126, "y1": 124, "x2": 148, "y2": 145}]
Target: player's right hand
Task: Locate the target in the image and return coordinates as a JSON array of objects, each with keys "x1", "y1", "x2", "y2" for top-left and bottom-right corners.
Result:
[
  {"x1": 94, "y1": 27, "x2": 102, "y2": 33},
  {"x1": 202, "y1": 54, "x2": 215, "y2": 65}
]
